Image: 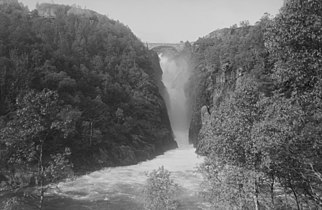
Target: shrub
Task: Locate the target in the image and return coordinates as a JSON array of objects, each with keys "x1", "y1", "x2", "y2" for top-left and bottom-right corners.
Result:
[{"x1": 143, "y1": 166, "x2": 179, "y2": 210}]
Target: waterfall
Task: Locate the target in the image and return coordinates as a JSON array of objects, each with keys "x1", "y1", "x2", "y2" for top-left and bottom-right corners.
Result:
[
  {"x1": 46, "y1": 51, "x2": 204, "y2": 210},
  {"x1": 159, "y1": 53, "x2": 191, "y2": 147}
]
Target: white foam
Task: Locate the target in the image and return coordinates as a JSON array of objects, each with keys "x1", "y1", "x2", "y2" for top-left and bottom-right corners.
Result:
[
  {"x1": 49, "y1": 53, "x2": 203, "y2": 203},
  {"x1": 51, "y1": 146, "x2": 203, "y2": 201}
]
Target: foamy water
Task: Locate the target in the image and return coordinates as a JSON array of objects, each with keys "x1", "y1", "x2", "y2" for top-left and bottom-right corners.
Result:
[
  {"x1": 51, "y1": 144, "x2": 203, "y2": 201},
  {"x1": 45, "y1": 52, "x2": 205, "y2": 209},
  {"x1": 46, "y1": 143, "x2": 205, "y2": 209}
]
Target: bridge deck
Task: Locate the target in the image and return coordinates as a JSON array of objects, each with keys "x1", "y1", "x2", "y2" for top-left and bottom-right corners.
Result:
[{"x1": 147, "y1": 43, "x2": 185, "y2": 51}]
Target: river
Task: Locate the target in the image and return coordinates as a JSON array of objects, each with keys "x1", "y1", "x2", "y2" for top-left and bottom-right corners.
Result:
[{"x1": 44, "y1": 53, "x2": 205, "y2": 210}]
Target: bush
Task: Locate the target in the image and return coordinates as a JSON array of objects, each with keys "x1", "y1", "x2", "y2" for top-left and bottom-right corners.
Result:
[
  {"x1": 2, "y1": 197, "x2": 20, "y2": 210},
  {"x1": 143, "y1": 166, "x2": 179, "y2": 210}
]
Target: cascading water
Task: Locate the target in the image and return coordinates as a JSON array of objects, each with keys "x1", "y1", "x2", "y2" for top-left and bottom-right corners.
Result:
[
  {"x1": 46, "y1": 53, "x2": 205, "y2": 210},
  {"x1": 159, "y1": 53, "x2": 191, "y2": 147}
]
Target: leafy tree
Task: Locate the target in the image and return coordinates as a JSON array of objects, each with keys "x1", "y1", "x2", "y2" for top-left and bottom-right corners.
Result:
[
  {"x1": 193, "y1": 1, "x2": 322, "y2": 208},
  {"x1": 143, "y1": 166, "x2": 179, "y2": 210},
  {"x1": 199, "y1": 157, "x2": 259, "y2": 209},
  {"x1": 261, "y1": 0, "x2": 322, "y2": 207},
  {"x1": 198, "y1": 76, "x2": 267, "y2": 209},
  {"x1": 0, "y1": 89, "x2": 79, "y2": 209},
  {"x1": 0, "y1": 0, "x2": 175, "y2": 177},
  {"x1": 265, "y1": 0, "x2": 322, "y2": 98}
]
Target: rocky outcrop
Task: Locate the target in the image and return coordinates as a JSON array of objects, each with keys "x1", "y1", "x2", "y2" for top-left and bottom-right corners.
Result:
[{"x1": 187, "y1": 24, "x2": 266, "y2": 147}]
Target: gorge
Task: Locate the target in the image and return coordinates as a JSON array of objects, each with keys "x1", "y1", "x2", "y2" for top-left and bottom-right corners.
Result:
[
  {"x1": 1, "y1": 0, "x2": 322, "y2": 209},
  {"x1": 44, "y1": 46, "x2": 204, "y2": 210}
]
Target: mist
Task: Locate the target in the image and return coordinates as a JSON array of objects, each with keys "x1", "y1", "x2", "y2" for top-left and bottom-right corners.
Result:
[{"x1": 159, "y1": 53, "x2": 192, "y2": 147}]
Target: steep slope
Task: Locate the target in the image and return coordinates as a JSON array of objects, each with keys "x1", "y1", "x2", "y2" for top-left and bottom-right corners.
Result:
[
  {"x1": 187, "y1": 22, "x2": 270, "y2": 146},
  {"x1": 0, "y1": 1, "x2": 177, "y2": 182},
  {"x1": 188, "y1": 1, "x2": 322, "y2": 207}
]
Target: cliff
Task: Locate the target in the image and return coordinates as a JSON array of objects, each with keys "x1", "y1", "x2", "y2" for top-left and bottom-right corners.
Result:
[{"x1": 187, "y1": 22, "x2": 269, "y2": 147}]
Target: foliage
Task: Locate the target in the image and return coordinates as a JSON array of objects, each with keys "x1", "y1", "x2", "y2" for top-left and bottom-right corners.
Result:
[
  {"x1": 45, "y1": 147, "x2": 73, "y2": 182},
  {"x1": 0, "y1": 0, "x2": 175, "y2": 179},
  {"x1": 260, "y1": 0, "x2": 322, "y2": 206},
  {"x1": 188, "y1": 16, "x2": 271, "y2": 146},
  {"x1": 192, "y1": 0, "x2": 322, "y2": 209},
  {"x1": 0, "y1": 89, "x2": 77, "y2": 209},
  {"x1": 199, "y1": 158, "x2": 258, "y2": 209},
  {"x1": 197, "y1": 76, "x2": 267, "y2": 209},
  {"x1": 143, "y1": 166, "x2": 179, "y2": 210},
  {"x1": 1, "y1": 197, "x2": 20, "y2": 210}
]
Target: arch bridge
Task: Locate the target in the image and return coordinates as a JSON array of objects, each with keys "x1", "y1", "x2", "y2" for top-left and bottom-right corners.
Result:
[{"x1": 146, "y1": 42, "x2": 185, "y2": 52}]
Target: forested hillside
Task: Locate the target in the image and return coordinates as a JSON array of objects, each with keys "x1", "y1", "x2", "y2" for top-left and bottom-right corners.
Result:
[
  {"x1": 0, "y1": 0, "x2": 176, "y2": 189},
  {"x1": 188, "y1": 20, "x2": 270, "y2": 146},
  {"x1": 188, "y1": 0, "x2": 322, "y2": 208}
]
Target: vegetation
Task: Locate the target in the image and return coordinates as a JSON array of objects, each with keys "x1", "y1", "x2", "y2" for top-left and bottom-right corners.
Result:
[
  {"x1": 0, "y1": 89, "x2": 75, "y2": 209},
  {"x1": 191, "y1": 0, "x2": 322, "y2": 209},
  {"x1": 1, "y1": 0, "x2": 321, "y2": 209},
  {"x1": 0, "y1": 1, "x2": 176, "y2": 207},
  {"x1": 143, "y1": 166, "x2": 179, "y2": 210}
]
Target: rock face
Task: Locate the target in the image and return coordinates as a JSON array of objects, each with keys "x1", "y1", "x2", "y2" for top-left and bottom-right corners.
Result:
[
  {"x1": 187, "y1": 24, "x2": 266, "y2": 147},
  {"x1": 187, "y1": 68, "x2": 213, "y2": 146}
]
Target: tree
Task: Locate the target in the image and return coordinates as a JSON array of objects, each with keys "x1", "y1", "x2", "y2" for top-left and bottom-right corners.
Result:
[
  {"x1": 265, "y1": 0, "x2": 322, "y2": 97},
  {"x1": 191, "y1": 0, "x2": 322, "y2": 209},
  {"x1": 0, "y1": 2, "x2": 177, "y2": 205},
  {"x1": 198, "y1": 76, "x2": 267, "y2": 209},
  {"x1": 0, "y1": 89, "x2": 80, "y2": 209},
  {"x1": 143, "y1": 166, "x2": 179, "y2": 210},
  {"x1": 199, "y1": 157, "x2": 258, "y2": 209},
  {"x1": 262, "y1": 0, "x2": 322, "y2": 207}
]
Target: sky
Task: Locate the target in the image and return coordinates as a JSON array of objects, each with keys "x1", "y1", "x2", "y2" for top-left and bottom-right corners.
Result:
[{"x1": 20, "y1": 0, "x2": 284, "y2": 43}]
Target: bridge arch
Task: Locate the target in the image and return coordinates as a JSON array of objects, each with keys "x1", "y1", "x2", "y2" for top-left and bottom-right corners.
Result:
[{"x1": 147, "y1": 43, "x2": 185, "y2": 52}]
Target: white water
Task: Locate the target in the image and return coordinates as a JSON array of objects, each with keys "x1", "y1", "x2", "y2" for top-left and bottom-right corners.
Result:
[
  {"x1": 49, "y1": 53, "x2": 204, "y2": 209},
  {"x1": 52, "y1": 146, "x2": 202, "y2": 200},
  {"x1": 159, "y1": 53, "x2": 191, "y2": 147}
]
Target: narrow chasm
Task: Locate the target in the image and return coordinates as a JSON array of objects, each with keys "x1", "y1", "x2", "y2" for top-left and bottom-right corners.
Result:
[{"x1": 44, "y1": 49, "x2": 205, "y2": 210}]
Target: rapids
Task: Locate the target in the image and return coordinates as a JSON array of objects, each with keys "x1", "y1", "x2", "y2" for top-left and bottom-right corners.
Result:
[{"x1": 45, "y1": 53, "x2": 205, "y2": 210}]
